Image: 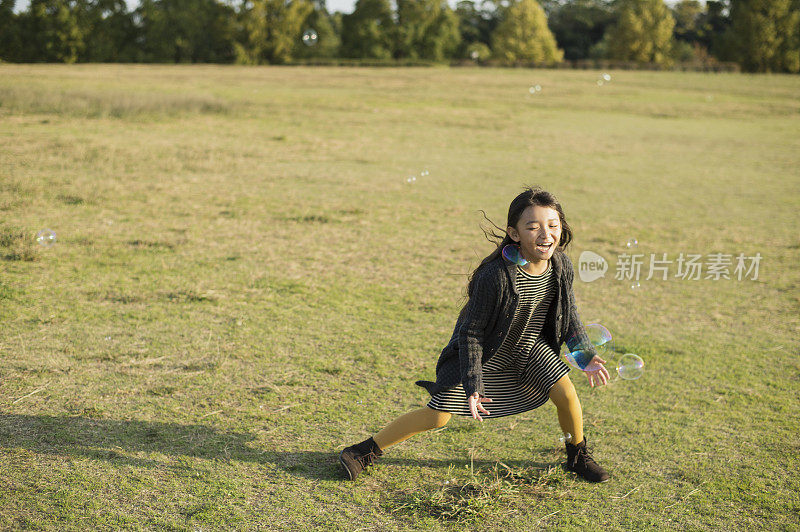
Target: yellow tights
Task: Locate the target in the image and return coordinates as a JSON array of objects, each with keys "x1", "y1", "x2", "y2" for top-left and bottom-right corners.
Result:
[{"x1": 372, "y1": 374, "x2": 583, "y2": 450}]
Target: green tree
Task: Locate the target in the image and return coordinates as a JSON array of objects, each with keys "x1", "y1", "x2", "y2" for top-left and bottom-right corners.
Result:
[
  {"x1": 78, "y1": 0, "x2": 138, "y2": 62},
  {"x1": 136, "y1": 0, "x2": 237, "y2": 63},
  {"x1": 396, "y1": 0, "x2": 460, "y2": 60},
  {"x1": 672, "y1": 0, "x2": 703, "y2": 43},
  {"x1": 454, "y1": 0, "x2": 499, "y2": 59},
  {"x1": 701, "y1": 0, "x2": 733, "y2": 59},
  {"x1": 20, "y1": 0, "x2": 86, "y2": 62},
  {"x1": 547, "y1": 0, "x2": 614, "y2": 60},
  {"x1": 235, "y1": 0, "x2": 313, "y2": 64},
  {"x1": 725, "y1": 0, "x2": 800, "y2": 72},
  {"x1": 490, "y1": 0, "x2": 563, "y2": 64},
  {"x1": 605, "y1": 0, "x2": 675, "y2": 65},
  {"x1": 0, "y1": 0, "x2": 23, "y2": 61},
  {"x1": 339, "y1": 0, "x2": 394, "y2": 59}
]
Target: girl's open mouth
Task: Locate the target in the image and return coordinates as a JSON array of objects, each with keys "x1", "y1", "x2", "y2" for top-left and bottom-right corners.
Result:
[{"x1": 536, "y1": 243, "x2": 553, "y2": 252}]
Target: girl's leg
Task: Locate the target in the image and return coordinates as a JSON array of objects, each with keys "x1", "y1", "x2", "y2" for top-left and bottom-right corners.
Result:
[
  {"x1": 547, "y1": 374, "x2": 584, "y2": 444},
  {"x1": 373, "y1": 407, "x2": 451, "y2": 450}
]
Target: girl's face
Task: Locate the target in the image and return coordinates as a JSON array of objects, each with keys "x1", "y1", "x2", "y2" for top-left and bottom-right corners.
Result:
[{"x1": 507, "y1": 205, "x2": 562, "y2": 262}]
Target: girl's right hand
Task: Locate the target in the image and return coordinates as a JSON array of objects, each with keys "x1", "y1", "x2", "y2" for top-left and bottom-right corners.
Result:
[{"x1": 468, "y1": 392, "x2": 492, "y2": 421}]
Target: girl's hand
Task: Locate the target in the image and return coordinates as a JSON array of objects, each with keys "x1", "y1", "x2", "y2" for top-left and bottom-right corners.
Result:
[
  {"x1": 583, "y1": 355, "x2": 610, "y2": 387},
  {"x1": 468, "y1": 392, "x2": 492, "y2": 421}
]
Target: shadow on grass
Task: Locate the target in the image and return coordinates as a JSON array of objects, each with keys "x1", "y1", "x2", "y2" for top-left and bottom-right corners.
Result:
[
  {"x1": 0, "y1": 414, "x2": 265, "y2": 470},
  {"x1": 0, "y1": 414, "x2": 560, "y2": 481}
]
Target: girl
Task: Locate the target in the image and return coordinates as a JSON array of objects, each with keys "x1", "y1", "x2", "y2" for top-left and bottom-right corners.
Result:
[{"x1": 340, "y1": 187, "x2": 611, "y2": 483}]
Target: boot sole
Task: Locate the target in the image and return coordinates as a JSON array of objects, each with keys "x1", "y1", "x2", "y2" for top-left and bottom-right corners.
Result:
[{"x1": 562, "y1": 463, "x2": 611, "y2": 483}]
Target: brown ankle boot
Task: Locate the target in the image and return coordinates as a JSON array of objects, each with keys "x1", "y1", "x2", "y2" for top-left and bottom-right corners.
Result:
[
  {"x1": 339, "y1": 437, "x2": 383, "y2": 481},
  {"x1": 565, "y1": 436, "x2": 610, "y2": 483}
]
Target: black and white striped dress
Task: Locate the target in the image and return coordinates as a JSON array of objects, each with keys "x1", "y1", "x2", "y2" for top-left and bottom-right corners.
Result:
[{"x1": 427, "y1": 261, "x2": 571, "y2": 418}]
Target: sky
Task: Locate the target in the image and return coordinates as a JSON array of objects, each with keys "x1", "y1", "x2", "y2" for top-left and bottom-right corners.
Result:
[
  {"x1": 12, "y1": 0, "x2": 696, "y2": 16},
  {"x1": 10, "y1": 0, "x2": 392, "y2": 14}
]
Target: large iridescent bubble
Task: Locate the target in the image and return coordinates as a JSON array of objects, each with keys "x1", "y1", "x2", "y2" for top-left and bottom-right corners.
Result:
[
  {"x1": 563, "y1": 348, "x2": 595, "y2": 370},
  {"x1": 502, "y1": 244, "x2": 528, "y2": 266},
  {"x1": 617, "y1": 353, "x2": 644, "y2": 380},
  {"x1": 584, "y1": 323, "x2": 614, "y2": 359}
]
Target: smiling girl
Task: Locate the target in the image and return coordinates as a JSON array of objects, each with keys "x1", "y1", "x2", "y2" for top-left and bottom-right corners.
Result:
[{"x1": 340, "y1": 186, "x2": 611, "y2": 483}]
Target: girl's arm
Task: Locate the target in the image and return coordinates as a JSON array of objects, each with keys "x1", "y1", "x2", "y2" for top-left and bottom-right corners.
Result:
[
  {"x1": 563, "y1": 260, "x2": 610, "y2": 386},
  {"x1": 564, "y1": 298, "x2": 598, "y2": 366},
  {"x1": 456, "y1": 268, "x2": 498, "y2": 399},
  {"x1": 562, "y1": 253, "x2": 597, "y2": 363}
]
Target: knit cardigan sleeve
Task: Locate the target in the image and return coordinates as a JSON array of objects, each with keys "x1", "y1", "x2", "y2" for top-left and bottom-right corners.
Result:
[
  {"x1": 456, "y1": 267, "x2": 498, "y2": 399},
  {"x1": 561, "y1": 254, "x2": 598, "y2": 367}
]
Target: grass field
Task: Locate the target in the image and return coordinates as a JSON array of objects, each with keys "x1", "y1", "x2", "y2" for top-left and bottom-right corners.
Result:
[{"x1": 1, "y1": 64, "x2": 799, "y2": 530}]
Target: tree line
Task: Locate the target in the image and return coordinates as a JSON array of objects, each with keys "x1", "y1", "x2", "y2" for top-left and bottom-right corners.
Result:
[{"x1": 0, "y1": 0, "x2": 798, "y2": 73}]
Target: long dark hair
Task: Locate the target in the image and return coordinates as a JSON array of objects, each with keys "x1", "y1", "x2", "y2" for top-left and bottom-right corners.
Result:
[{"x1": 458, "y1": 185, "x2": 573, "y2": 310}]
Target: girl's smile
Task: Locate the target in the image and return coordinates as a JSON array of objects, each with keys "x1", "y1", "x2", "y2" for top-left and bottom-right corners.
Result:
[{"x1": 507, "y1": 205, "x2": 562, "y2": 272}]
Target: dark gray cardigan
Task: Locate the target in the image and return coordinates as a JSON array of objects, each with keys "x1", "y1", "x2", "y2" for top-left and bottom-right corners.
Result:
[{"x1": 415, "y1": 249, "x2": 596, "y2": 399}]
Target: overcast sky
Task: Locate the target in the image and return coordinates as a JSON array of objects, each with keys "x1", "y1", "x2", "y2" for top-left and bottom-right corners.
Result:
[
  {"x1": 12, "y1": 0, "x2": 693, "y2": 16},
  {"x1": 10, "y1": 0, "x2": 407, "y2": 14}
]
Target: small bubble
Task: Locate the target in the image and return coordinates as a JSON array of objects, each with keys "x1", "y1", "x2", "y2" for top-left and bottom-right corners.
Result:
[
  {"x1": 597, "y1": 80, "x2": 604, "y2": 86},
  {"x1": 35, "y1": 229, "x2": 56, "y2": 247},
  {"x1": 406, "y1": 176, "x2": 416, "y2": 184},
  {"x1": 105, "y1": 336, "x2": 111, "y2": 341},
  {"x1": 630, "y1": 281, "x2": 641, "y2": 290},
  {"x1": 301, "y1": 29, "x2": 318, "y2": 46},
  {"x1": 559, "y1": 432, "x2": 572, "y2": 444},
  {"x1": 420, "y1": 169, "x2": 429, "y2": 177},
  {"x1": 470, "y1": 50, "x2": 479, "y2": 60},
  {"x1": 602, "y1": 73, "x2": 611, "y2": 82},
  {"x1": 626, "y1": 238, "x2": 638, "y2": 248}
]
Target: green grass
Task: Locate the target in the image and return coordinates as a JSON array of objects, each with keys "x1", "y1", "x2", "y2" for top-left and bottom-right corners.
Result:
[{"x1": 1, "y1": 64, "x2": 799, "y2": 530}]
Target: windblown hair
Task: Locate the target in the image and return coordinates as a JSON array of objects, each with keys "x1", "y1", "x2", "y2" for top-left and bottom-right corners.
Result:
[{"x1": 458, "y1": 185, "x2": 573, "y2": 312}]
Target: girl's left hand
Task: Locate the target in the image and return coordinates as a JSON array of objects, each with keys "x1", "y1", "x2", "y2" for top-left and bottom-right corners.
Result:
[{"x1": 583, "y1": 355, "x2": 610, "y2": 387}]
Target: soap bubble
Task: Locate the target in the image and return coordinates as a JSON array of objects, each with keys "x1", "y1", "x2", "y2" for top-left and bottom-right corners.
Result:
[
  {"x1": 502, "y1": 244, "x2": 528, "y2": 266},
  {"x1": 630, "y1": 281, "x2": 641, "y2": 290},
  {"x1": 626, "y1": 238, "x2": 638, "y2": 248},
  {"x1": 559, "y1": 432, "x2": 572, "y2": 444},
  {"x1": 302, "y1": 29, "x2": 318, "y2": 46},
  {"x1": 585, "y1": 323, "x2": 614, "y2": 358},
  {"x1": 597, "y1": 80, "x2": 604, "y2": 86},
  {"x1": 617, "y1": 353, "x2": 644, "y2": 380},
  {"x1": 563, "y1": 348, "x2": 594, "y2": 370},
  {"x1": 602, "y1": 73, "x2": 611, "y2": 82},
  {"x1": 406, "y1": 176, "x2": 416, "y2": 184},
  {"x1": 420, "y1": 169, "x2": 429, "y2": 177},
  {"x1": 529, "y1": 85, "x2": 542, "y2": 94},
  {"x1": 35, "y1": 229, "x2": 56, "y2": 247},
  {"x1": 470, "y1": 50, "x2": 479, "y2": 60}
]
